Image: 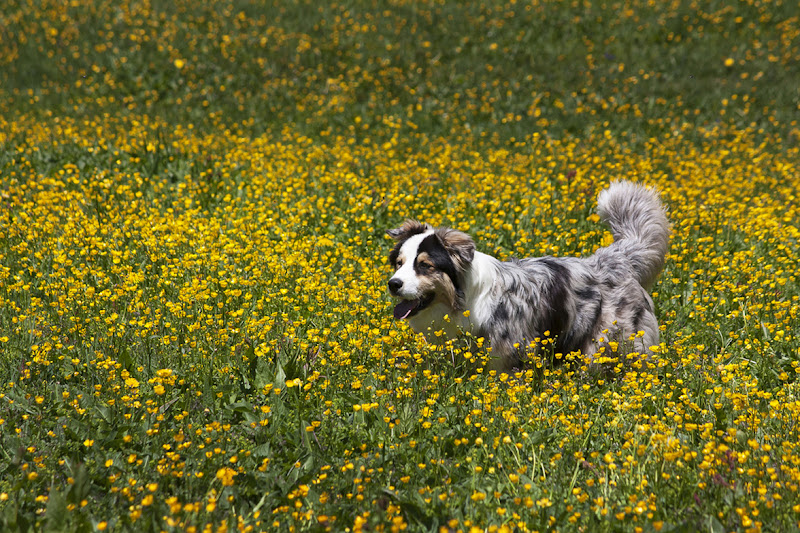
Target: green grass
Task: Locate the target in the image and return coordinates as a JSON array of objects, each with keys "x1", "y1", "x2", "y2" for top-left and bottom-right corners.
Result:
[
  {"x1": 3, "y1": 0, "x2": 799, "y2": 141},
  {"x1": 1, "y1": 1, "x2": 800, "y2": 532}
]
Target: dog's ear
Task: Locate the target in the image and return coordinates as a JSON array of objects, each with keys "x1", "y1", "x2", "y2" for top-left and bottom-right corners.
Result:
[
  {"x1": 434, "y1": 227, "x2": 475, "y2": 270},
  {"x1": 386, "y1": 220, "x2": 429, "y2": 240}
]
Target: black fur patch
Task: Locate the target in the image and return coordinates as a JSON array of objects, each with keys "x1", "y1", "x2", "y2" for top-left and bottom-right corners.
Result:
[
  {"x1": 388, "y1": 244, "x2": 402, "y2": 267},
  {"x1": 492, "y1": 303, "x2": 510, "y2": 323},
  {"x1": 536, "y1": 258, "x2": 572, "y2": 353},
  {"x1": 632, "y1": 304, "x2": 646, "y2": 332},
  {"x1": 591, "y1": 296, "x2": 604, "y2": 330},
  {"x1": 416, "y1": 234, "x2": 461, "y2": 293},
  {"x1": 575, "y1": 296, "x2": 604, "y2": 350},
  {"x1": 575, "y1": 287, "x2": 599, "y2": 301},
  {"x1": 538, "y1": 257, "x2": 571, "y2": 282}
]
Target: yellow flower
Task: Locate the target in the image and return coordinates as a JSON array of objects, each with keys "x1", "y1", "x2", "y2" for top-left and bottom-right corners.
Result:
[
  {"x1": 470, "y1": 491, "x2": 486, "y2": 502},
  {"x1": 216, "y1": 467, "x2": 237, "y2": 487},
  {"x1": 537, "y1": 497, "x2": 553, "y2": 508}
]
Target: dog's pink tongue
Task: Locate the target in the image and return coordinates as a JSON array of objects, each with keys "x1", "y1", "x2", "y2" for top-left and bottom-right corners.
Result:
[{"x1": 393, "y1": 299, "x2": 418, "y2": 320}]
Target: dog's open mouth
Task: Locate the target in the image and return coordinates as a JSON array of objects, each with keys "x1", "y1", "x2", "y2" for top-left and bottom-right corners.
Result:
[{"x1": 393, "y1": 294, "x2": 434, "y2": 320}]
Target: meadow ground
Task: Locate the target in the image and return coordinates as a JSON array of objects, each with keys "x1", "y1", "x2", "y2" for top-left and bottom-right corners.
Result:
[{"x1": 1, "y1": 0, "x2": 799, "y2": 532}]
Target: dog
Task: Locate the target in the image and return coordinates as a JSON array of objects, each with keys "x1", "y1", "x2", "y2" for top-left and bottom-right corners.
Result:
[{"x1": 387, "y1": 180, "x2": 670, "y2": 371}]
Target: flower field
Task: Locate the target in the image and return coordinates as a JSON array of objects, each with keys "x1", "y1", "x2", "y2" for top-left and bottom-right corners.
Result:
[{"x1": 1, "y1": 0, "x2": 800, "y2": 531}]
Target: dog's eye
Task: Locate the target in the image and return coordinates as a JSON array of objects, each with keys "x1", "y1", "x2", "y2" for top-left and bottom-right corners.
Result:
[
  {"x1": 418, "y1": 261, "x2": 434, "y2": 271},
  {"x1": 395, "y1": 260, "x2": 403, "y2": 269}
]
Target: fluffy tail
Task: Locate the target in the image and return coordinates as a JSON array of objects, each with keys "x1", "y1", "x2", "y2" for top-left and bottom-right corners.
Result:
[{"x1": 596, "y1": 181, "x2": 670, "y2": 290}]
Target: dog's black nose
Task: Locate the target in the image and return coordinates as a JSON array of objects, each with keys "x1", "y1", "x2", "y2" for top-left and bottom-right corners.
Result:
[{"x1": 388, "y1": 278, "x2": 403, "y2": 294}]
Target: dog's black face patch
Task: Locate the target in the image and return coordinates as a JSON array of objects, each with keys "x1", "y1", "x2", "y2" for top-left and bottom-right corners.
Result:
[
  {"x1": 415, "y1": 234, "x2": 459, "y2": 285},
  {"x1": 388, "y1": 244, "x2": 402, "y2": 269}
]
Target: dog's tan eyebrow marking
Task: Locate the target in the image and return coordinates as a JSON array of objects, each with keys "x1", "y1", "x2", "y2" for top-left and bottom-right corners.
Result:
[
  {"x1": 415, "y1": 252, "x2": 434, "y2": 267},
  {"x1": 414, "y1": 252, "x2": 439, "y2": 276}
]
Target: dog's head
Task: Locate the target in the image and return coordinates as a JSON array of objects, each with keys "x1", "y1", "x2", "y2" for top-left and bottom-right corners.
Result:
[{"x1": 386, "y1": 220, "x2": 475, "y2": 320}]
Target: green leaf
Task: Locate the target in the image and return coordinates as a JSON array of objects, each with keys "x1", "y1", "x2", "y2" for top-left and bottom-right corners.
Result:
[
  {"x1": 252, "y1": 443, "x2": 271, "y2": 458},
  {"x1": 68, "y1": 462, "x2": 90, "y2": 504},
  {"x1": 45, "y1": 486, "x2": 67, "y2": 531},
  {"x1": 254, "y1": 356, "x2": 272, "y2": 391},
  {"x1": 708, "y1": 515, "x2": 727, "y2": 533},
  {"x1": 95, "y1": 404, "x2": 112, "y2": 424}
]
